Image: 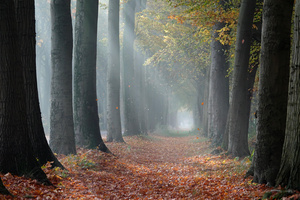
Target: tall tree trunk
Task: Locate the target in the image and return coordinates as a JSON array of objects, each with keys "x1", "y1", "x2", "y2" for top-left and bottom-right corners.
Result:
[
  {"x1": 276, "y1": 0, "x2": 300, "y2": 190},
  {"x1": 122, "y1": 0, "x2": 141, "y2": 136},
  {"x1": 227, "y1": 0, "x2": 256, "y2": 157},
  {"x1": 137, "y1": 52, "x2": 148, "y2": 134},
  {"x1": 74, "y1": 0, "x2": 110, "y2": 152},
  {"x1": 50, "y1": 0, "x2": 76, "y2": 155},
  {"x1": 135, "y1": 0, "x2": 148, "y2": 135},
  {"x1": 0, "y1": 0, "x2": 50, "y2": 184},
  {"x1": 208, "y1": 0, "x2": 230, "y2": 146},
  {"x1": 194, "y1": 76, "x2": 204, "y2": 130},
  {"x1": 202, "y1": 66, "x2": 210, "y2": 137},
  {"x1": 253, "y1": 0, "x2": 293, "y2": 186},
  {"x1": 97, "y1": 6, "x2": 108, "y2": 132},
  {"x1": 14, "y1": 0, "x2": 64, "y2": 168},
  {"x1": 107, "y1": 0, "x2": 124, "y2": 142}
]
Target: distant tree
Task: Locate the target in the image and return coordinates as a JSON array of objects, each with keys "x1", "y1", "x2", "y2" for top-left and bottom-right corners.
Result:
[
  {"x1": 208, "y1": 0, "x2": 230, "y2": 146},
  {"x1": 14, "y1": 0, "x2": 64, "y2": 168},
  {"x1": 122, "y1": 0, "x2": 141, "y2": 136},
  {"x1": 135, "y1": 0, "x2": 148, "y2": 134},
  {"x1": 106, "y1": 0, "x2": 124, "y2": 142},
  {"x1": 50, "y1": 0, "x2": 76, "y2": 155},
  {"x1": 276, "y1": 0, "x2": 300, "y2": 190},
  {"x1": 134, "y1": 50, "x2": 148, "y2": 134},
  {"x1": 226, "y1": 0, "x2": 256, "y2": 157},
  {"x1": 97, "y1": 2, "x2": 109, "y2": 132},
  {"x1": 252, "y1": 0, "x2": 293, "y2": 185},
  {"x1": 74, "y1": 0, "x2": 110, "y2": 152},
  {"x1": 0, "y1": 0, "x2": 50, "y2": 184}
]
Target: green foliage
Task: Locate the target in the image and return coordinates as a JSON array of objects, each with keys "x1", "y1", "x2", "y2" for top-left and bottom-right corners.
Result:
[
  {"x1": 53, "y1": 167, "x2": 69, "y2": 178},
  {"x1": 64, "y1": 154, "x2": 96, "y2": 170},
  {"x1": 135, "y1": 1, "x2": 210, "y2": 110},
  {"x1": 233, "y1": 157, "x2": 251, "y2": 174}
]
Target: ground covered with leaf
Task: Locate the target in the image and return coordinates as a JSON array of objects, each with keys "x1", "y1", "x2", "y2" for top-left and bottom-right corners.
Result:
[{"x1": 0, "y1": 133, "x2": 297, "y2": 199}]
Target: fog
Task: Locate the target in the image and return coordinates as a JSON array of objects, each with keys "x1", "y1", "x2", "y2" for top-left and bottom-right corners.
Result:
[
  {"x1": 177, "y1": 109, "x2": 194, "y2": 131},
  {"x1": 35, "y1": 0, "x2": 199, "y2": 137}
]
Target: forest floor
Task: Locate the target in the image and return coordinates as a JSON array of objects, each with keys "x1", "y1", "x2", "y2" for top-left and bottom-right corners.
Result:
[{"x1": 0, "y1": 132, "x2": 298, "y2": 199}]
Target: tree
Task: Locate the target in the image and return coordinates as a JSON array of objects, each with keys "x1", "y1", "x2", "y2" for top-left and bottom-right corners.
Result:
[
  {"x1": 276, "y1": 0, "x2": 300, "y2": 190},
  {"x1": 207, "y1": 0, "x2": 230, "y2": 146},
  {"x1": 97, "y1": 5, "x2": 109, "y2": 132},
  {"x1": 202, "y1": 67, "x2": 210, "y2": 137},
  {"x1": 106, "y1": 0, "x2": 124, "y2": 142},
  {"x1": 74, "y1": 0, "x2": 110, "y2": 152},
  {"x1": 252, "y1": 0, "x2": 293, "y2": 185},
  {"x1": 122, "y1": 0, "x2": 141, "y2": 136},
  {"x1": 0, "y1": 0, "x2": 49, "y2": 184},
  {"x1": 14, "y1": 0, "x2": 64, "y2": 168},
  {"x1": 226, "y1": 0, "x2": 256, "y2": 157},
  {"x1": 134, "y1": 0, "x2": 148, "y2": 134},
  {"x1": 49, "y1": 0, "x2": 76, "y2": 155}
]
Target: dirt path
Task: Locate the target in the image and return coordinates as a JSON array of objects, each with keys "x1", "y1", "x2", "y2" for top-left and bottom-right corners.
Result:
[
  {"x1": 100, "y1": 135, "x2": 266, "y2": 199},
  {"x1": 121, "y1": 135, "x2": 209, "y2": 164},
  {"x1": 2, "y1": 134, "x2": 269, "y2": 199}
]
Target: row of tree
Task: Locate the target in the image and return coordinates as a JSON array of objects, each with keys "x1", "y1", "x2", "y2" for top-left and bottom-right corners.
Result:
[
  {"x1": 0, "y1": 0, "x2": 179, "y2": 194},
  {"x1": 2, "y1": 0, "x2": 300, "y2": 194},
  {"x1": 156, "y1": 0, "x2": 299, "y2": 190},
  {"x1": 121, "y1": 0, "x2": 300, "y2": 191}
]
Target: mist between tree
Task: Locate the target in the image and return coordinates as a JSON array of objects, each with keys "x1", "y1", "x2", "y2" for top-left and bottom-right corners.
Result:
[
  {"x1": 35, "y1": 0, "x2": 201, "y2": 140},
  {"x1": 1, "y1": 0, "x2": 299, "y2": 198}
]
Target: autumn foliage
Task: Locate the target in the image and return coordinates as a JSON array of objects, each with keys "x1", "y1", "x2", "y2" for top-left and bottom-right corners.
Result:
[{"x1": 0, "y1": 134, "x2": 296, "y2": 199}]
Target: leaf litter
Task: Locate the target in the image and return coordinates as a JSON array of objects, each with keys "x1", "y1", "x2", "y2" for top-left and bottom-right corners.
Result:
[{"x1": 0, "y1": 134, "x2": 292, "y2": 199}]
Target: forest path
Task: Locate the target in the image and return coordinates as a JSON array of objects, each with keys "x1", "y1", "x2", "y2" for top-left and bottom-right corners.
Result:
[
  {"x1": 120, "y1": 135, "x2": 210, "y2": 165},
  {"x1": 2, "y1": 134, "x2": 269, "y2": 199},
  {"x1": 99, "y1": 134, "x2": 267, "y2": 199}
]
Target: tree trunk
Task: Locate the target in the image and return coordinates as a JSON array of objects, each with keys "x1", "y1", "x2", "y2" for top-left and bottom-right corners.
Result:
[
  {"x1": 227, "y1": 0, "x2": 256, "y2": 157},
  {"x1": 202, "y1": 66, "x2": 210, "y2": 137},
  {"x1": 276, "y1": 0, "x2": 300, "y2": 190},
  {"x1": 0, "y1": 0, "x2": 50, "y2": 184},
  {"x1": 135, "y1": 0, "x2": 148, "y2": 135},
  {"x1": 14, "y1": 0, "x2": 64, "y2": 168},
  {"x1": 50, "y1": 0, "x2": 76, "y2": 155},
  {"x1": 253, "y1": 0, "x2": 293, "y2": 185},
  {"x1": 208, "y1": 4, "x2": 230, "y2": 146},
  {"x1": 74, "y1": 0, "x2": 110, "y2": 152},
  {"x1": 107, "y1": 0, "x2": 124, "y2": 142},
  {"x1": 122, "y1": 0, "x2": 141, "y2": 136},
  {"x1": 138, "y1": 53, "x2": 148, "y2": 134}
]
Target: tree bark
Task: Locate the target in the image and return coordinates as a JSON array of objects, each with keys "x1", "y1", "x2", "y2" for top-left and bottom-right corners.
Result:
[
  {"x1": 227, "y1": 0, "x2": 256, "y2": 157},
  {"x1": 74, "y1": 0, "x2": 110, "y2": 152},
  {"x1": 253, "y1": 0, "x2": 293, "y2": 185},
  {"x1": 276, "y1": 0, "x2": 300, "y2": 190},
  {"x1": 202, "y1": 66, "x2": 210, "y2": 137},
  {"x1": 0, "y1": 0, "x2": 50, "y2": 184},
  {"x1": 107, "y1": 0, "x2": 124, "y2": 142},
  {"x1": 50, "y1": 0, "x2": 76, "y2": 155},
  {"x1": 208, "y1": 3, "x2": 230, "y2": 146},
  {"x1": 122, "y1": 0, "x2": 141, "y2": 136},
  {"x1": 14, "y1": 0, "x2": 64, "y2": 168},
  {"x1": 135, "y1": 0, "x2": 148, "y2": 135}
]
